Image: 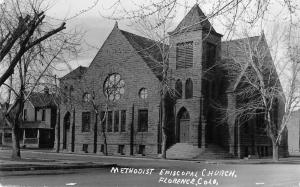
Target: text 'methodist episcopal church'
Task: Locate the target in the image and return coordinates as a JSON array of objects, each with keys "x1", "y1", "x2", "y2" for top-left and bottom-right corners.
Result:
[{"x1": 59, "y1": 4, "x2": 288, "y2": 159}]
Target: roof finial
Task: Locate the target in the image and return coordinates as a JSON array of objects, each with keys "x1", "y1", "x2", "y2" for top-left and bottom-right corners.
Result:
[
  {"x1": 194, "y1": 0, "x2": 199, "y2": 6},
  {"x1": 114, "y1": 21, "x2": 118, "y2": 29}
]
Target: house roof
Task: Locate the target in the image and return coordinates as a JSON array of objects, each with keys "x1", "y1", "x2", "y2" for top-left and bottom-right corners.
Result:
[
  {"x1": 169, "y1": 4, "x2": 219, "y2": 35},
  {"x1": 120, "y1": 30, "x2": 166, "y2": 80},
  {"x1": 28, "y1": 92, "x2": 58, "y2": 108},
  {"x1": 60, "y1": 66, "x2": 88, "y2": 80}
]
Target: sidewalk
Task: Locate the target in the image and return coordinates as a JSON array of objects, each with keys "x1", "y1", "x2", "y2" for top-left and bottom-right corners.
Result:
[
  {"x1": 0, "y1": 155, "x2": 116, "y2": 172},
  {"x1": 1, "y1": 147, "x2": 300, "y2": 173}
]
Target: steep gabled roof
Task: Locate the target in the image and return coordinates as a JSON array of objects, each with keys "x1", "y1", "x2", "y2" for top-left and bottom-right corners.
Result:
[
  {"x1": 120, "y1": 30, "x2": 167, "y2": 80},
  {"x1": 221, "y1": 35, "x2": 261, "y2": 58},
  {"x1": 60, "y1": 66, "x2": 88, "y2": 80},
  {"x1": 169, "y1": 4, "x2": 217, "y2": 35},
  {"x1": 221, "y1": 34, "x2": 281, "y2": 92}
]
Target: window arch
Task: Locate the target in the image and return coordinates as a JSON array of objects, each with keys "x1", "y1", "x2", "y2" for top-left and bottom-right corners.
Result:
[
  {"x1": 185, "y1": 78, "x2": 193, "y2": 99},
  {"x1": 83, "y1": 92, "x2": 92, "y2": 102},
  {"x1": 139, "y1": 88, "x2": 148, "y2": 99},
  {"x1": 175, "y1": 79, "x2": 182, "y2": 99}
]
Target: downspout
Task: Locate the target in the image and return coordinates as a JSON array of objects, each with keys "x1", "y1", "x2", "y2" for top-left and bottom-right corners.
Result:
[
  {"x1": 71, "y1": 108, "x2": 75, "y2": 152},
  {"x1": 199, "y1": 96, "x2": 202, "y2": 148},
  {"x1": 94, "y1": 113, "x2": 98, "y2": 153}
]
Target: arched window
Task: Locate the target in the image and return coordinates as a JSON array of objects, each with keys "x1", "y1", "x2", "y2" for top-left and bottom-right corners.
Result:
[
  {"x1": 175, "y1": 79, "x2": 182, "y2": 99},
  {"x1": 185, "y1": 78, "x2": 193, "y2": 99},
  {"x1": 83, "y1": 92, "x2": 92, "y2": 102},
  {"x1": 139, "y1": 88, "x2": 148, "y2": 99}
]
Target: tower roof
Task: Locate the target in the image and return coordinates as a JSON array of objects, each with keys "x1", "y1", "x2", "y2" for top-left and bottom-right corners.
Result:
[{"x1": 169, "y1": 4, "x2": 217, "y2": 35}]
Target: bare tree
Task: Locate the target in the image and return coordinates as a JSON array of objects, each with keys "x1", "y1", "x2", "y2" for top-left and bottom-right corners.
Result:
[
  {"x1": 101, "y1": 0, "x2": 299, "y2": 39},
  {"x1": 79, "y1": 80, "x2": 110, "y2": 155},
  {"x1": 120, "y1": 0, "x2": 179, "y2": 158},
  {"x1": 0, "y1": 0, "x2": 66, "y2": 87},
  {"x1": 0, "y1": 26, "x2": 81, "y2": 159},
  {"x1": 220, "y1": 26, "x2": 300, "y2": 161}
]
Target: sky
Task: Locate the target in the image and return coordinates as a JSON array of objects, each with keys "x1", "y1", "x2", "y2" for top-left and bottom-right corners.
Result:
[{"x1": 43, "y1": 0, "x2": 296, "y2": 77}]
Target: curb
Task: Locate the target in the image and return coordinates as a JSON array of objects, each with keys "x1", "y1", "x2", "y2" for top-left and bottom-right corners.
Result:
[{"x1": 0, "y1": 163, "x2": 116, "y2": 172}]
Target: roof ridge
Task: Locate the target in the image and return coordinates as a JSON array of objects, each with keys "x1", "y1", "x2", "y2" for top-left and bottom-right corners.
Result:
[
  {"x1": 60, "y1": 65, "x2": 88, "y2": 80},
  {"x1": 120, "y1": 29, "x2": 162, "y2": 46}
]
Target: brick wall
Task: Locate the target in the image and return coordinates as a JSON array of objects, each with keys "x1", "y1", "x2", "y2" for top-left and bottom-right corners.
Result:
[{"x1": 58, "y1": 25, "x2": 161, "y2": 155}]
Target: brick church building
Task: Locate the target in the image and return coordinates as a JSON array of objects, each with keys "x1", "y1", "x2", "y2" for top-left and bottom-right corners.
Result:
[{"x1": 58, "y1": 4, "x2": 288, "y2": 159}]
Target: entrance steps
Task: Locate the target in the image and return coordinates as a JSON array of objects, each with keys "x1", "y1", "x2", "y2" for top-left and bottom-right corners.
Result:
[
  {"x1": 166, "y1": 143, "x2": 203, "y2": 159},
  {"x1": 166, "y1": 143, "x2": 234, "y2": 160},
  {"x1": 195, "y1": 144, "x2": 234, "y2": 159}
]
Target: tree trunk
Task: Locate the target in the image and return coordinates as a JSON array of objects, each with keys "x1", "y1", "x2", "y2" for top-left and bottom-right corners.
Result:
[
  {"x1": 103, "y1": 130, "x2": 108, "y2": 156},
  {"x1": 272, "y1": 141, "x2": 279, "y2": 162},
  {"x1": 11, "y1": 96, "x2": 24, "y2": 160},
  {"x1": 71, "y1": 108, "x2": 75, "y2": 152},
  {"x1": 93, "y1": 113, "x2": 98, "y2": 153},
  {"x1": 55, "y1": 108, "x2": 60, "y2": 153},
  {"x1": 101, "y1": 121, "x2": 108, "y2": 156},
  {"x1": 11, "y1": 125, "x2": 21, "y2": 160},
  {"x1": 161, "y1": 96, "x2": 167, "y2": 159}
]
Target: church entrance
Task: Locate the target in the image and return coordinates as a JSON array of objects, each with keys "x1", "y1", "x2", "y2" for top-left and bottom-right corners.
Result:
[
  {"x1": 176, "y1": 107, "x2": 190, "y2": 143},
  {"x1": 180, "y1": 120, "x2": 189, "y2": 142},
  {"x1": 63, "y1": 112, "x2": 70, "y2": 149}
]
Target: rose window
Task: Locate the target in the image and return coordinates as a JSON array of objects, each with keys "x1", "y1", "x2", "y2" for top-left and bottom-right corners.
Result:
[{"x1": 103, "y1": 73, "x2": 125, "y2": 101}]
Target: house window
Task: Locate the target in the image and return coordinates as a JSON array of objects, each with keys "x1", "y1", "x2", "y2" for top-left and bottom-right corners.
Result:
[
  {"x1": 139, "y1": 88, "x2": 148, "y2": 99},
  {"x1": 82, "y1": 144, "x2": 88, "y2": 153},
  {"x1": 4, "y1": 133, "x2": 12, "y2": 138},
  {"x1": 185, "y1": 78, "x2": 193, "y2": 99},
  {"x1": 114, "y1": 111, "x2": 119, "y2": 132},
  {"x1": 256, "y1": 110, "x2": 266, "y2": 135},
  {"x1": 175, "y1": 79, "x2": 182, "y2": 99},
  {"x1": 107, "y1": 111, "x2": 113, "y2": 132},
  {"x1": 23, "y1": 109, "x2": 27, "y2": 121},
  {"x1": 244, "y1": 121, "x2": 250, "y2": 134},
  {"x1": 176, "y1": 41, "x2": 193, "y2": 69},
  {"x1": 35, "y1": 109, "x2": 37, "y2": 121},
  {"x1": 138, "y1": 145, "x2": 146, "y2": 155},
  {"x1": 25, "y1": 129, "x2": 37, "y2": 138},
  {"x1": 118, "y1": 145, "x2": 125, "y2": 155},
  {"x1": 81, "y1": 112, "x2": 91, "y2": 132},
  {"x1": 83, "y1": 92, "x2": 92, "y2": 102},
  {"x1": 100, "y1": 144, "x2": 104, "y2": 153},
  {"x1": 138, "y1": 110, "x2": 148, "y2": 132},
  {"x1": 121, "y1": 110, "x2": 126, "y2": 132},
  {"x1": 100, "y1": 111, "x2": 106, "y2": 132},
  {"x1": 265, "y1": 146, "x2": 269, "y2": 156},
  {"x1": 42, "y1": 109, "x2": 46, "y2": 121},
  {"x1": 103, "y1": 73, "x2": 125, "y2": 101}
]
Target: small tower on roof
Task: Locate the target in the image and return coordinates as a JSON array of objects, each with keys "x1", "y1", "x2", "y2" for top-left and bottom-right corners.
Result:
[{"x1": 169, "y1": 4, "x2": 219, "y2": 35}]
